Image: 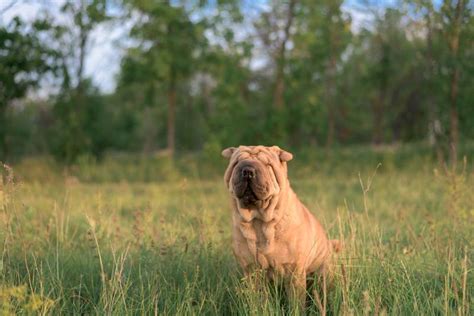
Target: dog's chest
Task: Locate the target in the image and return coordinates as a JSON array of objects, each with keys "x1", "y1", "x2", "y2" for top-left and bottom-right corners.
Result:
[{"x1": 236, "y1": 218, "x2": 285, "y2": 270}]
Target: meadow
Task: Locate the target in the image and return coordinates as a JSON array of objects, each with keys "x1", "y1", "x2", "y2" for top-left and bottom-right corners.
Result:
[{"x1": 0, "y1": 144, "x2": 472, "y2": 315}]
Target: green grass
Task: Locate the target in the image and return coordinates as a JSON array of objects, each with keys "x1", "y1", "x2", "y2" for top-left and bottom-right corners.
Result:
[{"x1": 1, "y1": 144, "x2": 473, "y2": 315}]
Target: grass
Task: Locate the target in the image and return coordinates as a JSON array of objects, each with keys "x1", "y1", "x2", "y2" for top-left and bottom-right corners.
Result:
[{"x1": 0, "y1": 143, "x2": 473, "y2": 315}]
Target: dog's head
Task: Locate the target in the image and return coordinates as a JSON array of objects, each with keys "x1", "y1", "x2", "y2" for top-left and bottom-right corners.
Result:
[{"x1": 222, "y1": 145, "x2": 293, "y2": 209}]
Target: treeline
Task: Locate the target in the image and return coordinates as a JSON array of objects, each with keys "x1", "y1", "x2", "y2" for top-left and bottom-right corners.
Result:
[{"x1": 1, "y1": 0, "x2": 473, "y2": 164}]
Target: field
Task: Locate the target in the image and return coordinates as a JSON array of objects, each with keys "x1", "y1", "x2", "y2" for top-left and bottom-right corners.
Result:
[{"x1": 1, "y1": 144, "x2": 472, "y2": 315}]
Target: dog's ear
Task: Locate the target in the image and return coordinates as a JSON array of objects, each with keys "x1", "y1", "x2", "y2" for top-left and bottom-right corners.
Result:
[
  {"x1": 279, "y1": 149, "x2": 293, "y2": 162},
  {"x1": 222, "y1": 147, "x2": 236, "y2": 159},
  {"x1": 272, "y1": 146, "x2": 293, "y2": 162}
]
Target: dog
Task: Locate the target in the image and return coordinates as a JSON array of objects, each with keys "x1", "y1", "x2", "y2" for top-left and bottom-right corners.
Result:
[{"x1": 222, "y1": 145, "x2": 340, "y2": 307}]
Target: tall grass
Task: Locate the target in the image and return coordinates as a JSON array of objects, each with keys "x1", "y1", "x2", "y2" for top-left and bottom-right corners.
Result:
[{"x1": 1, "y1": 144, "x2": 472, "y2": 314}]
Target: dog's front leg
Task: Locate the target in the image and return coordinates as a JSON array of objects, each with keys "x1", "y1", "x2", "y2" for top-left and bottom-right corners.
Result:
[
  {"x1": 285, "y1": 270, "x2": 307, "y2": 312},
  {"x1": 240, "y1": 263, "x2": 269, "y2": 296}
]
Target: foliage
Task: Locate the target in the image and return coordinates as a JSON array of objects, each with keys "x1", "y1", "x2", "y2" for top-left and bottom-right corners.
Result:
[
  {"x1": 0, "y1": 17, "x2": 55, "y2": 160},
  {"x1": 48, "y1": 0, "x2": 112, "y2": 164},
  {"x1": 50, "y1": 80, "x2": 113, "y2": 163},
  {"x1": 0, "y1": 0, "x2": 473, "y2": 165},
  {"x1": 119, "y1": 0, "x2": 207, "y2": 154}
]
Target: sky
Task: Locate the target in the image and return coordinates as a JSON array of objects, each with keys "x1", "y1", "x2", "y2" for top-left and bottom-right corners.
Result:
[
  {"x1": 1, "y1": 0, "x2": 377, "y2": 94},
  {"x1": 1, "y1": 0, "x2": 129, "y2": 93}
]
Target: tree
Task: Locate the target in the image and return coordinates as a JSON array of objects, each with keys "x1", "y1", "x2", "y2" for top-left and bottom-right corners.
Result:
[
  {"x1": 253, "y1": 0, "x2": 298, "y2": 111},
  {"x1": 125, "y1": 0, "x2": 204, "y2": 156},
  {"x1": 356, "y1": 7, "x2": 422, "y2": 145},
  {"x1": 45, "y1": 0, "x2": 111, "y2": 163},
  {"x1": 441, "y1": 0, "x2": 470, "y2": 168},
  {"x1": 251, "y1": 1, "x2": 298, "y2": 143},
  {"x1": 2, "y1": 0, "x2": 474, "y2": 160},
  {"x1": 413, "y1": 0, "x2": 446, "y2": 164},
  {"x1": 0, "y1": 17, "x2": 54, "y2": 161},
  {"x1": 411, "y1": 0, "x2": 473, "y2": 166},
  {"x1": 283, "y1": 0, "x2": 351, "y2": 146},
  {"x1": 296, "y1": 0, "x2": 351, "y2": 146}
]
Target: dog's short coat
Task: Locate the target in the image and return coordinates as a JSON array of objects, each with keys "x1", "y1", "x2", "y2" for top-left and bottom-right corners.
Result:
[{"x1": 222, "y1": 145, "x2": 340, "y2": 306}]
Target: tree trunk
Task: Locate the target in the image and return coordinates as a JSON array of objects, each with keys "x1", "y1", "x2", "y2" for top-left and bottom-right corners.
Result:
[
  {"x1": 272, "y1": 0, "x2": 297, "y2": 110},
  {"x1": 77, "y1": 31, "x2": 87, "y2": 89},
  {"x1": 0, "y1": 103, "x2": 7, "y2": 161},
  {"x1": 425, "y1": 7, "x2": 445, "y2": 166},
  {"x1": 372, "y1": 94, "x2": 384, "y2": 145},
  {"x1": 372, "y1": 34, "x2": 389, "y2": 146},
  {"x1": 325, "y1": 2, "x2": 341, "y2": 148},
  {"x1": 449, "y1": 66, "x2": 459, "y2": 168},
  {"x1": 167, "y1": 73, "x2": 176, "y2": 156},
  {"x1": 447, "y1": 0, "x2": 464, "y2": 169},
  {"x1": 326, "y1": 101, "x2": 336, "y2": 147},
  {"x1": 326, "y1": 58, "x2": 336, "y2": 147},
  {"x1": 76, "y1": 3, "x2": 88, "y2": 91},
  {"x1": 273, "y1": 70, "x2": 285, "y2": 110}
]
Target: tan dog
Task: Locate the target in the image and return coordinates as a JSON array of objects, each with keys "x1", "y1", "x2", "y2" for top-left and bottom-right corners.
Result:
[{"x1": 222, "y1": 145, "x2": 340, "y2": 306}]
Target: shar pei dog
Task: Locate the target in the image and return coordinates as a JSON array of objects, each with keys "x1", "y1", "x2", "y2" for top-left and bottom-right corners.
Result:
[{"x1": 222, "y1": 145, "x2": 341, "y2": 307}]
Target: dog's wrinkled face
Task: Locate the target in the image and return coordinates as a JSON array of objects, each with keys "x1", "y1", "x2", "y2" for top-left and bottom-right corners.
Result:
[{"x1": 222, "y1": 145, "x2": 293, "y2": 209}]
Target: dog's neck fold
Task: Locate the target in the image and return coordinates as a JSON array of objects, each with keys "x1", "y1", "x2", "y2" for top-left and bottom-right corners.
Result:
[
  {"x1": 235, "y1": 179, "x2": 294, "y2": 256},
  {"x1": 235, "y1": 175, "x2": 289, "y2": 222}
]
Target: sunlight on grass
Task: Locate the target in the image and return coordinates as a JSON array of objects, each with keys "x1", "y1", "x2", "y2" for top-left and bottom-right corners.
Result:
[{"x1": 0, "y1": 149, "x2": 472, "y2": 314}]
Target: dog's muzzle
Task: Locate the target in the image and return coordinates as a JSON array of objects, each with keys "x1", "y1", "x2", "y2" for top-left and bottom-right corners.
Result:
[{"x1": 232, "y1": 161, "x2": 267, "y2": 207}]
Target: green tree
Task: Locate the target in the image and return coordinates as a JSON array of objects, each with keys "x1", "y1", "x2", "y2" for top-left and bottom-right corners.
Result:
[
  {"x1": 252, "y1": 0, "x2": 298, "y2": 143},
  {"x1": 0, "y1": 17, "x2": 54, "y2": 161},
  {"x1": 125, "y1": 0, "x2": 205, "y2": 156},
  {"x1": 352, "y1": 7, "x2": 423, "y2": 144},
  {"x1": 47, "y1": 0, "x2": 111, "y2": 163},
  {"x1": 292, "y1": 0, "x2": 351, "y2": 146},
  {"x1": 409, "y1": 0, "x2": 473, "y2": 165},
  {"x1": 441, "y1": 0, "x2": 471, "y2": 167}
]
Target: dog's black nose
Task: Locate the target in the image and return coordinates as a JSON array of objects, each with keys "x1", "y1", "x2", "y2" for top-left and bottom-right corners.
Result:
[{"x1": 241, "y1": 166, "x2": 256, "y2": 179}]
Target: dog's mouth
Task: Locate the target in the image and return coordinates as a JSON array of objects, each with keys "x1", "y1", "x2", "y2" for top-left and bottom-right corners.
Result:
[
  {"x1": 236, "y1": 181, "x2": 259, "y2": 207},
  {"x1": 233, "y1": 175, "x2": 270, "y2": 208}
]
